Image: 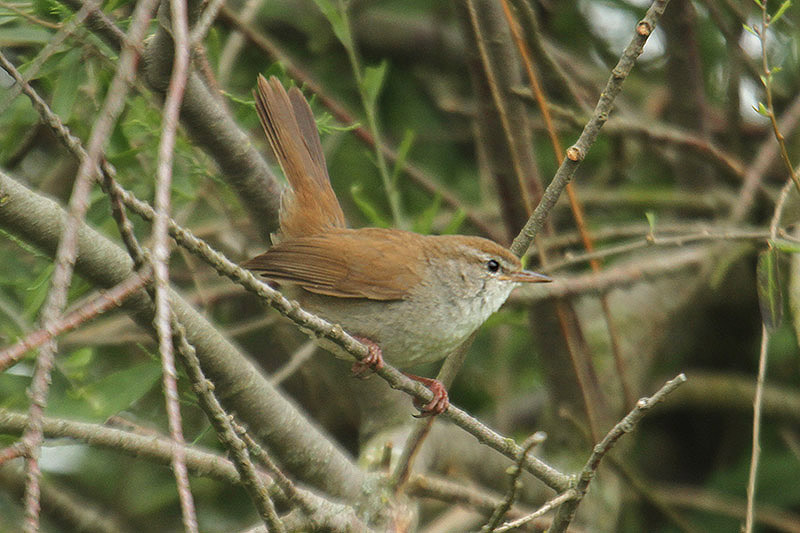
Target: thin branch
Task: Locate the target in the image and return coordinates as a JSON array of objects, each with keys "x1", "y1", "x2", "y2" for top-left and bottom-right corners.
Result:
[
  {"x1": 770, "y1": 177, "x2": 797, "y2": 239},
  {"x1": 0, "y1": 0, "x2": 62, "y2": 28},
  {"x1": 482, "y1": 432, "x2": 546, "y2": 532},
  {"x1": 390, "y1": 334, "x2": 476, "y2": 490},
  {"x1": 733, "y1": 92, "x2": 800, "y2": 222},
  {"x1": 0, "y1": 407, "x2": 357, "y2": 531},
  {"x1": 152, "y1": 0, "x2": 197, "y2": 530},
  {"x1": 57, "y1": 0, "x2": 283, "y2": 240},
  {"x1": 189, "y1": 0, "x2": 226, "y2": 45},
  {"x1": 745, "y1": 325, "x2": 769, "y2": 533},
  {"x1": 217, "y1": 0, "x2": 263, "y2": 85},
  {"x1": 0, "y1": 0, "x2": 159, "y2": 527},
  {"x1": 548, "y1": 373, "x2": 688, "y2": 533},
  {"x1": 654, "y1": 482, "x2": 800, "y2": 533},
  {"x1": 0, "y1": 407, "x2": 367, "y2": 532},
  {"x1": 0, "y1": 76, "x2": 368, "y2": 502},
  {"x1": 0, "y1": 464, "x2": 132, "y2": 533},
  {"x1": 0, "y1": 269, "x2": 152, "y2": 372},
  {"x1": 270, "y1": 341, "x2": 317, "y2": 385},
  {"x1": 510, "y1": 0, "x2": 671, "y2": 257},
  {"x1": 215, "y1": 5, "x2": 505, "y2": 242},
  {"x1": 0, "y1": 0, "x2": 95, "y2": 114},
  {"x1": 105, "y1": 163, "x2": 291, "y2": 530},
  {"x1": 407, "y1": 474, "x2": 548, "y2": 529},
  {"x1": 545, "y1": 229, "x2": 777, "y2": 272},
  {"x1": 492, "y1": 490, "x2": 578, "y2": 533},
  {"x1": 511, "y1": 248, "x2": 705, "y2": 303},
  {"x1": 466, "y1": 0, "x2": 534, "y2": 214},
  {"x1": 499, "y1": 0, "x2": 633, "y2": 407},
  {"x1": 754, "y1": 2, "x2": 800, "y2": 194},
  {"x1": 124, "y1": 190, "x2": 572, "y2": 491}
]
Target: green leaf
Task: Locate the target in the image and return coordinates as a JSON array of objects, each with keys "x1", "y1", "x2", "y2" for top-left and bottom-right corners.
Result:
[
  {"x1": 413, "y1": 194, "x2": 442, "y2": 235},
  {"x1": 753, "y1": 102, "x2": 770, "y2": 117},
  {"x1": 390, "y1": 129, "x2": 415, "y2": 186},
  {"x1": 46, "y1": 361, "x2": 162, "y2": 421},
  {"x1": 315, "y1": 111, "x2": 359, "y2": 135},
  {"x1": 710, "y1": 243, "x2": 752, "y2": 289},
  {"x1": 757, "y1": 248, "x2": 783, "y2": 331},
  {"x1": 350, "y1": 183, "x2": 390, "y2": 227},
  {"x1": 743, "y1": 23, "x2": 757, "y2": 36},
  {"x1": 772, "y1": 0, "x2": 792, "y2": 23},
  {"x1": 0, "y1": 26, "x2": 52, "y2": 45},
  {"x1": 0, "y1": 372, "x2": 31, "y2": 410},
  {"x1": 442, "y1": 208, "x2": 467, "y2": 235},
  {"x1": 51, "y1": 48, "x2": 83, "y2": 120},
  {"x1": 645, "y1": 211, "x2": 657, "y2": 234},
  {"x1": 104, "y1": 0, "x2": 127, "y2": 12},
  {"x1": 770, "y1": 238, "x2": 800, "y2": 254},
  {"x1": 61, "y1": 347, "x2": 94, "y2": 380},
  {"x1": 311, "y1": 0, "x2": 352, "y2": 50},
  {"x1": 362, "y1": 60, "x2": 389, "y2": 109},
  {"x1": 24, "y1": 263, "x2": 55, "y2": 321}
]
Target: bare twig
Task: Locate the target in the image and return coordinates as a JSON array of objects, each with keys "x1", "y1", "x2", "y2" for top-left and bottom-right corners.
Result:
[
  {"x1": 545, "y1": 229, "x2": 777, "y2": 272},
  {"x1": 189, "y1": 0, "x2": 226, "y2": 45},
  {"x1": 0, "y1": 79, "x2": 367, "y2": 503},
  {"x1": 0, "y1": 464, "x2": 133, "y2": 533},
  {"x1": 492, "y1": 490, "x2": 578, "y2": 533},
  {"x1": 0, "y1": 269, "x2": 152, "y2": 372},
  {"x1": 770, "y1": 177, "x2": 797, "y2": 239},
  {"x1": 152, "y1": 0, "x2": 198, "y2": 530},
  {"x1": 270, "y1": 341, "x2": 317, "y2": 385},
  {"x1": 0, "y1": 407, "x2": 365, "y2": 532},
  {"x1": 499, "y1": 0, "x2": 633, "y2": 407},
  {"x1": 752, "y1": 2, "x2": 800, "y2": 194},
  {"x1": 511, "y1": 248, "x2": 705, "y2": 303},
  {"x1": 0, "y1": 53, "x2": 331, "y2": 524},
  {"x1": 746, "y1": 325, "x2": 770, "y2": 533},
  {"x1": 482, "y1": 432, "x2": 546, "y2": 532},
  {"x1": 215, "y1": 5, "x2": 505, "y2": 242},
  {"x1": 730, "y1": 92, "x2": 800, "y2": 222},
  {"x1": 0, "y1": 0, "x2": 159, "y2": 527},
  {"x1": 391, "y1": 334, "x2": 476, "y2": 490},
  {"x1": 466, "y1": 0, "x2": 535, "y2": 214},
  {"x1": 98, "y1": 173, "x2": 572, "y2": 491},
  {"x1": 0, "y1": 0, "x2": 95, "y2": 114},
  {"x1": 510, "y1": 0, "x2": 671, "y2": 257},
  {"x1": 548, "y1": 373, "x2": 688, "y2": 533}
]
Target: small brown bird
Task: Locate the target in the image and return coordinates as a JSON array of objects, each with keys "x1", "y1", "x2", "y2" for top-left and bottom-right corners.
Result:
[{"x1": 243, "y1": 75, "x2": 551, "y2": 415}]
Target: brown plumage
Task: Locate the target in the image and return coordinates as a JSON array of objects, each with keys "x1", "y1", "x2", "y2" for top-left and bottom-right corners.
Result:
[
  {"x1": 254, "y1": 74, "x2": 345, "y2": 238},
  {"x1": 242, "y1": 227, "x2": 424, "y2": 300},
  {"x1": 245, "y1": 76, "x2": 552, "y2": 415}
]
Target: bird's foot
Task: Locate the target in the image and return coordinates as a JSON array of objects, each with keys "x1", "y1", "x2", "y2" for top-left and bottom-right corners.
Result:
[
  {"x1": 404, "y1": 373, "x2": 449, "y2": 417},
  {"x1": 350, "y1": 336, "x2": 384, "y2": 378}
]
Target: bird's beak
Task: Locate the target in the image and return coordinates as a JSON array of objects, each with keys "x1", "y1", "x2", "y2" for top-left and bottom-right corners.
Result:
[{"x1": 501, "y1": 270, "x2": 553, "y2": 283}]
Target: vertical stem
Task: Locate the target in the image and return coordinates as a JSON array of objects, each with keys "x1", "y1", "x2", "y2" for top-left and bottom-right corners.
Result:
[
  {"x1": 154, "y1": 0, "x2": 197, "y2": 530},
  {"x1": 337, "y1": 0, "x2": 405, "y2": 227},
  {"x1": 745, "y1": 324, "x2": 769, "y2": 533}
]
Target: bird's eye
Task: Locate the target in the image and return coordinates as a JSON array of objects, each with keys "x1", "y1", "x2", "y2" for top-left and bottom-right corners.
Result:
[{"x1": 486, "y1": 259, "x2": 500, "y2": 273}]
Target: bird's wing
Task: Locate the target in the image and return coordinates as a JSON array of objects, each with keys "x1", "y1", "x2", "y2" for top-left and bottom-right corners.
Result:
[{"x1": 242, "y1": 228, "x2": 424, "y2": 300}]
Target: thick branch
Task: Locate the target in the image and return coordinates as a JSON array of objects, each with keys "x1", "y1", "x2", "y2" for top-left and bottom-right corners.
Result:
[{"x1": 0, "y1": 170, "x2": 367, "y2": 502}]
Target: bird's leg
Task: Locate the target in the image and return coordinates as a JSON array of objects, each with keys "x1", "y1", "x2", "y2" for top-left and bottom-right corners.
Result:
[{"x1": 348, "y1": 337, "x2": 449, "y2": 416}]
